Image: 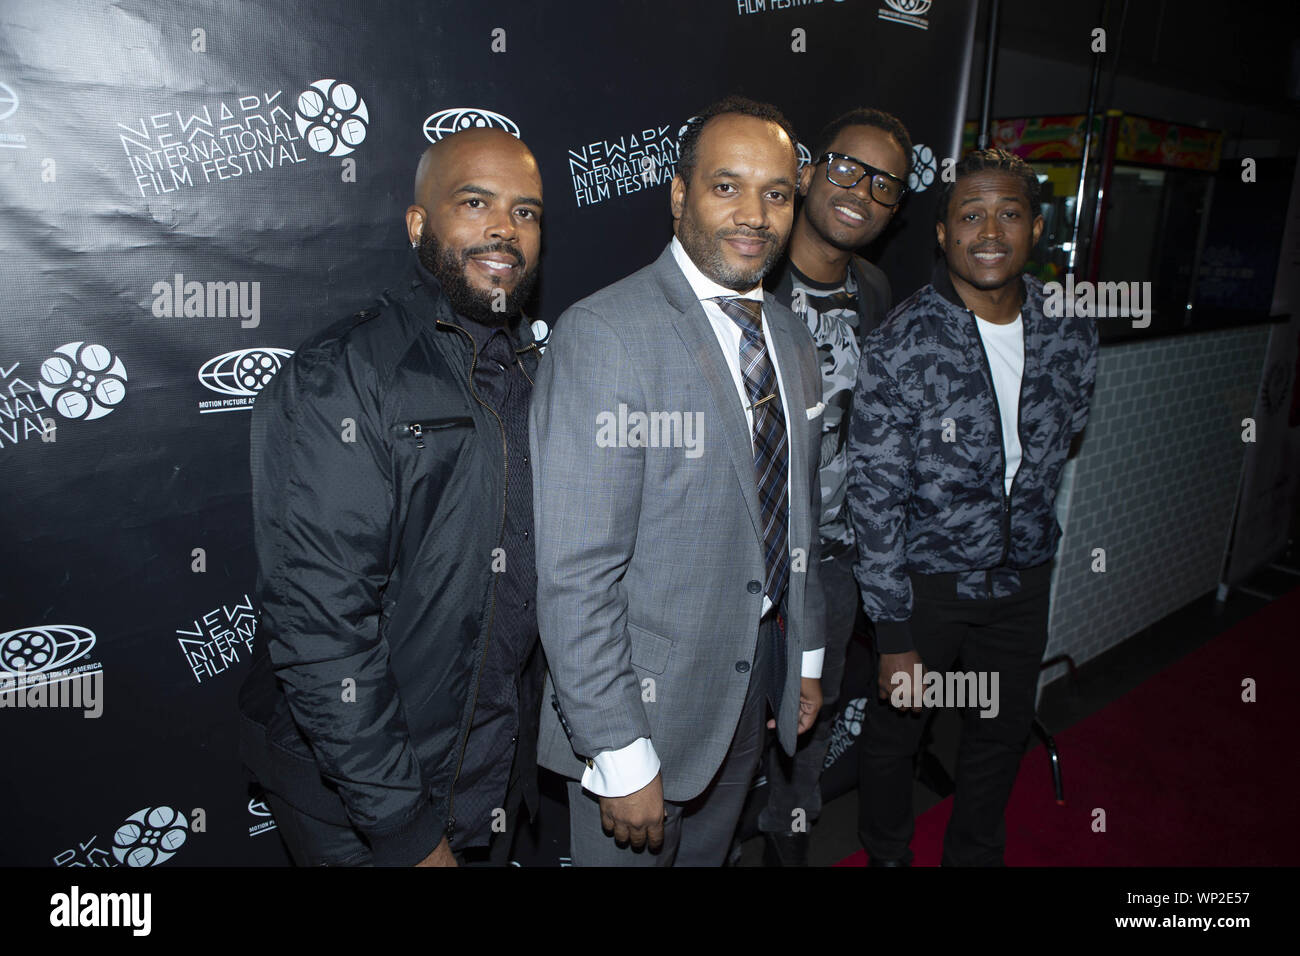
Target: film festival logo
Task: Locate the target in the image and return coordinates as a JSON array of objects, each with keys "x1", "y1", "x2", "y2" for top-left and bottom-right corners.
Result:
[
  {"x1": 116, "y1": 78, "x2": 368, "y2": 198},
  {"x1": 38, "y1": 342, "x2": 128, "y2": 422},
  {"x1": 569, "y1": 121, "x2": 680, "y2": 208},
  {"x1": 735, "y1": 1, "x2": 850, "y2": 16},
  {"x1": 54, "y1": 806, "x2": 192, "y2": 868},
  {"x1": 878, "y1": 0, "x2": 932, "y2": 30},
  {"x1": 0, "y1": 79, "x2": 27, "y2": 149},
  {"x1": 176, "y1": 595, "x2": 258, "y2": 684},
  {"x1": 0, "y1": 625, "x2": 104, "y2": 718},
  {"x1": 0, "y1": 360, "x2": 52, "y2": 452},
  {"x1": 1, "y1": 344, "x2": 127, "y2": 453},
  {"x1": 196, "y1": 347, "x2": 293, "y2": 414}
]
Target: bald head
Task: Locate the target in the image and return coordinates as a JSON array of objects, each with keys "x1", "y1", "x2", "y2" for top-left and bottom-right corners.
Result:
[
  {"x1": 405, "y1": 127, "x2": 543, "y2": 326},
  {"x1": 413, "y1": 127, "x2": 538, "y2": 208}
]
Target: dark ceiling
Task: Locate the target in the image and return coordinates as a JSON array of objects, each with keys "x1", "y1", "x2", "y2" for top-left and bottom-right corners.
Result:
[{"x1": 988, "y1": 0, "x2": 1299, "y2": 112}]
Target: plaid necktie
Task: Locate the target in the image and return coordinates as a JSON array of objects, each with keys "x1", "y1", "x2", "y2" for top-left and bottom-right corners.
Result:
[{"x1": 713, "y1": 296, "x2": 790, "y2": 607}]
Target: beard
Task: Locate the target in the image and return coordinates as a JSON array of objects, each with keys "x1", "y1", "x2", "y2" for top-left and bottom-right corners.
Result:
[
  {"x1": 676, "y1": 201, "x2": 784, "y2": 293},
  {"x1": 417, "y1": 229, "x2": 538, "y2": 327}
]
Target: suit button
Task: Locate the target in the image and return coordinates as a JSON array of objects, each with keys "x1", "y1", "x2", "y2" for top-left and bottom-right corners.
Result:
[
  {"x1": 736, "y1": 661, "x2": 750, "y2": 673},
  {"x1": 747, "y1": 580, "x2": 761, "y2": 594}
]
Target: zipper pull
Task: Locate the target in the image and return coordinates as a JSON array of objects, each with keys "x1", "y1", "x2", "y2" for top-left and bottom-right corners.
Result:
[{"x1": 410, "y1": 423, "x2": 424, "y2": 449}]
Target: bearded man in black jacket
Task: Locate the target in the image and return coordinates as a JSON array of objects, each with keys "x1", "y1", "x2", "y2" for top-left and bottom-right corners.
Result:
[{"x1": 237, "y1": 127, "x2": 547, "y2": 867}]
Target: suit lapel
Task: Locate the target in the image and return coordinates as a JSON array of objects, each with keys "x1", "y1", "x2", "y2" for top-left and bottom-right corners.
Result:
[{"x1": 654, "y1": 245, "x2": 765, "y2": 545}]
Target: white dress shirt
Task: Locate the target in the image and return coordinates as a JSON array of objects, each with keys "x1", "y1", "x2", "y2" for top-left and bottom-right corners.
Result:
[{"x1": 580, "y1": 237, "x2": 824, "y2": 799}]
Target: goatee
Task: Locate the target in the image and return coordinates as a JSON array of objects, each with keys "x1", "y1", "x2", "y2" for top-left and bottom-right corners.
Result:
[{"x1": 417, "y1": 230, "x2": 538, "y2": 327}]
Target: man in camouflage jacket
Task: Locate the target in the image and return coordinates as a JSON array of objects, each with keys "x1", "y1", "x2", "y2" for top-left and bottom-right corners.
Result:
[{"x1": 846, "y1": 148, "x2": 1096, "y2": 866}]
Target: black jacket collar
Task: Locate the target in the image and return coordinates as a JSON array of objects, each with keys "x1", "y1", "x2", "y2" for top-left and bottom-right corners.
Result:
[
  {"x1": 411, "y1": 252, "x2": 536, "y2": 350},
  {"x1": 931, "y1": 257, "x2": 1029, "y2": 317}
]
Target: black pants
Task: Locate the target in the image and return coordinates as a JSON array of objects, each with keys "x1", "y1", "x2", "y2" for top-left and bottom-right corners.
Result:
[
  {"x1": 264, "y1": 765, "x2": 526, "y2": 867},
  {"x1": 857, "y1": 564, "x2": 1051, "y2": 866}
]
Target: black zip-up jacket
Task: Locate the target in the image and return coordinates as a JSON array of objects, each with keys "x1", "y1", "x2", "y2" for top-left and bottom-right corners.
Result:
[
  {"x1": 846, "y1": 260, "x2": 1097, "y2": 653},
  {"x1": 237, "y1": 263, "x2": 542, "y2": 865}
]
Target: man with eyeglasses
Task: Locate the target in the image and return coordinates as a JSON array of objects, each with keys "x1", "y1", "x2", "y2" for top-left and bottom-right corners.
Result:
[{"x1": 758, "y1": 108, "x2": 912, "y2": 866}]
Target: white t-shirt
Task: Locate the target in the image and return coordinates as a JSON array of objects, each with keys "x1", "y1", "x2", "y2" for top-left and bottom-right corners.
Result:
[{"x1": 974, "y1": 312, "x2": 1024, "y2": 496}]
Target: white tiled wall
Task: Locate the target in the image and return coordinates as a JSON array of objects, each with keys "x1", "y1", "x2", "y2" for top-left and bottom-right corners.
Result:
[{"x1": 1043, "y1": 326, "x2": 1271, "y2": 684}]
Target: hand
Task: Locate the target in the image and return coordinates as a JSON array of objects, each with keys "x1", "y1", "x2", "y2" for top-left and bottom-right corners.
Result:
[
  {"x1": 414, "y1": 835, "x2": 458, "y2": 867},
  {"x1": 878, "y1": 650, "x2": 924, "y2": 712},
  {"x1": 598, "y1": 772, "x2": 665, "y2": 851},
  {"x1": 796, "y1": 677, "x2": 821, "y2": 734},
  {"x1": 766, "y1": 677, "x2": 823, "y2": 734}
]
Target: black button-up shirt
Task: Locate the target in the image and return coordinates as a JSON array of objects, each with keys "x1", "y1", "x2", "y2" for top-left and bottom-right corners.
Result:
[{"x1": 445, "y1": 309, "x2": 539, "y2": 850}]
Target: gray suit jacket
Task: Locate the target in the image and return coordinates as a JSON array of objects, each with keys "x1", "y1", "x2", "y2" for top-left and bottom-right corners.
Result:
[{"x1": 530, "y1": 242, "x2": 826, "y2": 803}]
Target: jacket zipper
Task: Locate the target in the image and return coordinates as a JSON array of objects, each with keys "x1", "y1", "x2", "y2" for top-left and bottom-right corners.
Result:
[
  {"x1": 393, "y1": 417, "x2": 474, "y2": 449},
  {"x1": 968, "y1": 310, "x2": 1024, "y2": 569},
  {"x1": 435, "y1": 319, "x2": 510, "y2": 840}
]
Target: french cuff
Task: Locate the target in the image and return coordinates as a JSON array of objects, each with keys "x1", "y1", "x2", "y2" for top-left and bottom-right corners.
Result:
[
  {"x1": 581, "y1": 737, "x2": 660, "y2": 798},
  {"x1": 873, "y1": 619, "x2": 914, "y2": 655},
  {"x1": 358, "y1": 798, "x2": 443, "y2": 867},
  {"x1": 801, "y1": 647, "x2": 824, "y2": 679}
]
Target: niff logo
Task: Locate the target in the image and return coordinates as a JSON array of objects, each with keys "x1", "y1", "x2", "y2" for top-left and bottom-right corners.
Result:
[
  {"x1": 38, "y1": 343, "x2": 128, "y2": 421},
  {"x1": 112, "y1": 806, "x2": 189, "y2": 866},
  {"x1": 198, "y1": 348, "x2": 293, "y2": 398},
  {"x1": 294, "y1": 79, "x2": 369, "y2": 157},
  {"x1": 0, "y1": 81, "x2": 18, "y2": 122},
  {"x1": 909, "y1": 143, "x2": 937, "y2": 192},
  {"x1": 530, "y1": 319, "x2": 550, "y2": 353},
  {"x1": 424, "y1": 107, "x2": 520, "y2": 144},
  {"x1": 0, "y1": 625, "x2": 96, "y2": 677}
]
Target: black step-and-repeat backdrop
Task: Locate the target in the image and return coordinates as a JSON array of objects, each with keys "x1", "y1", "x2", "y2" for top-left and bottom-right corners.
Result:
[{"x1": 0, "y1": 0, "x2": 974, "y2": 866}]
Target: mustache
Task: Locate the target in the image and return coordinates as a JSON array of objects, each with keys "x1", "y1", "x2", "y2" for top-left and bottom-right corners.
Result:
[
  {"x1": 716, "y1": 227, "x2": 775, "y2": 243},
  {"x1": 970, "y1": 243, "x2": 1009, "y2": 255},
  {"x1": 462, "y1": 241, "x2": 526, "y2": 270}
]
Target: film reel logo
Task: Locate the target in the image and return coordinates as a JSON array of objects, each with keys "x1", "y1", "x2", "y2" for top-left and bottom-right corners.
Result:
[
  {"x1": 198, "y1": 347, "x2": 293, "y2": 398},
  {"x1": 111, "y1": 806, "x2": 189, "y2": 867},
  {"x1": 423, "y1": 107, "x2": 520, "y2": 143},
  {"x1": 294, "y1": 79, "x2": 369, "y2": 157},
  {"x1": 909, "y1": 143, "x2": 937, "y2": 193},
  {"x1": 0, "y1": 625, "x2": 96, "y2": 677},
  {"x1": 38, "y1": 342, "x2": 128, "y2": 421}
]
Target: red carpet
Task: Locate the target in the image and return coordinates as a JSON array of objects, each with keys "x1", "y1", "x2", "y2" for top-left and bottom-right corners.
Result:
[{"x1": 836, "y1": 587, "x2": 1300, "y2": 866}]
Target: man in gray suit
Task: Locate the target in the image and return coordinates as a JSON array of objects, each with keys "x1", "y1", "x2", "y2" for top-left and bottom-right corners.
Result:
[{"x1": 531, "y1": 96, "x2": 827, "y2": 866}]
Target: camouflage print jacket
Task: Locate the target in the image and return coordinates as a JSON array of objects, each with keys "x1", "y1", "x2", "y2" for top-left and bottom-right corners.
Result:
[{"x1": 846, "y1": 260, "x2": 1097, "y2": 653}]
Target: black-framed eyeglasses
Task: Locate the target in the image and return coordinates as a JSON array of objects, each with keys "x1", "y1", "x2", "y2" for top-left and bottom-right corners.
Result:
[{"x1": 817, "y1": 151, "x2": 908, "y2": 207}]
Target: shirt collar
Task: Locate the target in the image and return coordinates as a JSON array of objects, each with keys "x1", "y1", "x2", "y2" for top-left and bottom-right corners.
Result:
[{"x1": 670, "y1": 235, "x2": 765, "y2": 305}]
